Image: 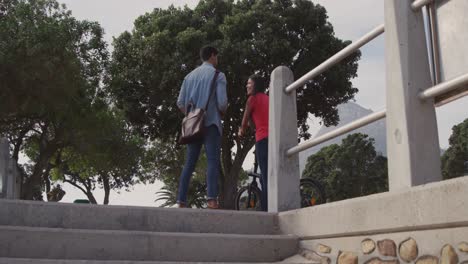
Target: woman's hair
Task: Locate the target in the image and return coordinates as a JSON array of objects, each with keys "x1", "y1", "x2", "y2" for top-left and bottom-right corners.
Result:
[{"x1": 249, "y1": 74, "x2": 267, "y2": 94}]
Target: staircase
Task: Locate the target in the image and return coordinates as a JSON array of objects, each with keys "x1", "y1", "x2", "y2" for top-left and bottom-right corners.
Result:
[{"x1": 0, "y1": 199, "x2": 300, "y2": 263}]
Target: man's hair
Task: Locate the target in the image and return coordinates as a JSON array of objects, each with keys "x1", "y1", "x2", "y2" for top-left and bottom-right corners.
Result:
[
  {"x1": 249, "y1": 74, "x2": 267, "y2": 93},
  {"x1": 200, "y1": 46, "x2": 218, "y2": 61}
]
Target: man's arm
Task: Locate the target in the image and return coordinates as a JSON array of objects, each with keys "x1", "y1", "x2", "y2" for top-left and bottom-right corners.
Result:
[{"x1": 177, "y1": 79, "x2": 187, "y2": 114}]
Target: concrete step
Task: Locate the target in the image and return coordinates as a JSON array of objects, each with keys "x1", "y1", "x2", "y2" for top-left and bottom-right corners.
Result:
[
  {"x1": 0, "y1": 257, "x2": 316, "y2": 264},
  {"x1": 0, "y1": 199, "x2": 278, "y2": 235},
  {"x1": 0, "y1": 260, "x2": 222, "y2": 264},
  {"x1": 0, "y1": 225, "x2": 298, "y2": 263}
]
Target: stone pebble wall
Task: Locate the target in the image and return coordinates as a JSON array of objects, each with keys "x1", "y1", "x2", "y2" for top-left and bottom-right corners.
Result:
[{"x1": 300, "y1": 237, "x2": 468, "y2": 264}]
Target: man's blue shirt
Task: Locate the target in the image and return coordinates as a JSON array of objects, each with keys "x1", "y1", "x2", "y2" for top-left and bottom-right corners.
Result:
[{"x1": 177, "y1": 62, "x2": 228, "y2": 134}]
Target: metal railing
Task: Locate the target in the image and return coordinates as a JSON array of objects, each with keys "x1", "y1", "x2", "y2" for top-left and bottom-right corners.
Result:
[
  {"x1": 284, "y1": 24, "x2": 385, "y2": 94},
  {"x1": 286, "y1": 110, "x2": 386, "y2": 156},
  {"x1": 420, "y1": 72, "x2": 468, "y2": 100},
  {"x1": 284, "y1": 0, "x2": 468, "y2": 158},
  {"x1": 284, "y1": 21, "x2": 386, "y2": 155},
  {"x1": 287, "y1": 70, "x2": 468, "y2": 157},
  {"x1": 268, "y1": 0, "x2": 468, "y2": 212},
  {"x1": 411, "y1": 0, "x2": 434, "y2": 11}
]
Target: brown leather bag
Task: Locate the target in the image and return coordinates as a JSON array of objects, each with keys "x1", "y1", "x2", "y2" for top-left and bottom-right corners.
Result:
[{"x1": 178, "y1": 71, "x2": 219, "y2": 145}]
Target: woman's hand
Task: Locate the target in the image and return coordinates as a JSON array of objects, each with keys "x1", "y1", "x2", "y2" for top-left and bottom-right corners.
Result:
[{"x1": 238, "y1": 127, "x2": 245, "y2": 138}]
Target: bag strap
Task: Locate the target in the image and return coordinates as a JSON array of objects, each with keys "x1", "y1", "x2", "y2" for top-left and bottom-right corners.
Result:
[{"x1": 204, "y1": 70, "x2": 220, "y2": 111}]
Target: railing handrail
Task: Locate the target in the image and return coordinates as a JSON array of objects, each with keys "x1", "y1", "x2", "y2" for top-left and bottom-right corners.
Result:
[
  {"x1": 286, "y1": 71, "x2": 468, "y2": 156},
  {"x1": 419, "y1": 72, "x2": 468, "y2": 100},
  {"x1": 284, "y1": 24, "x2": 385, "y2": 94},
  {"x1": 286, "y1": 110, "x2": 387, "y2": 157},
  {"x1": 283, "y1": 0, "x2": 468, "y2": 159},
  {"x1": 283, "y1": 0, "x2": 468, "y2": 157},
  {"x1": 411, "y1": 0, "x2": 434, "y2": 11}
]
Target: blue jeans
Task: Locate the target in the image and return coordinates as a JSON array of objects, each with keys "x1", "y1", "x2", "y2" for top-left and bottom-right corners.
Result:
[
  {"x1": 177, "y1": 125, "x2": 221, "y2": 204},
  {"x1": 256, "y1": 137, "x2": 268, "y2": 211}
]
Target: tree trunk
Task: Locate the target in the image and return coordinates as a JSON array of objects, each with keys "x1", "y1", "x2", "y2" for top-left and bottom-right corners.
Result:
[
  {"x1": 43, "y1": 162, "x2": 54, "y2": 196},
  {"x1": 86, "y1": 191, "x2": 98, "y2": 204},
  {"x1": 21, "y1": 122, "x2": 61, "y2": 200},
  {"x1": 11, "y1": 130, "x2": 28, "y2": 198},
  {"x1": 12, "y1": 127, "x2": 29, "y2": 161},
  {"x1": 220, "y1": 173, "x2": 239, "y2": 209},
  {"x1": 84, "y1": 179, "x2": 98, "y2": 204},
  {"x1": 64, "y1": 177, "x2": 98, "y2": 204},
  {"x1": 218, "y1": 161, "x2": 225, "y2": 203},
  {"x1": 102, "y1": 175, "x2": 110, "y2": 205},
  {"x1": 22, "y1": 145, "x2": 57, "y2": 200},
  {"x1": 219, "y1": 138, "x2": 255, "y2": 209}
]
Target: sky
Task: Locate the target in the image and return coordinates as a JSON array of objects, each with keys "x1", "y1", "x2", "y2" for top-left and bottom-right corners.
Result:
[{"x1": 55, "y1": 0, "x2": 467, "y2": 206}]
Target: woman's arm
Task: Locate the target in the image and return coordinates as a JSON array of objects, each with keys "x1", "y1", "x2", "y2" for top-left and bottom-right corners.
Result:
[{"x1": 238, "y1": 97, "x2": 252, "y2": 137}]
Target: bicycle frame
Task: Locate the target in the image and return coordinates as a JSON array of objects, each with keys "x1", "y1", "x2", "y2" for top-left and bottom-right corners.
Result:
[{"x1": 244, "y1": 152, "x2": 262, "y2": 209}]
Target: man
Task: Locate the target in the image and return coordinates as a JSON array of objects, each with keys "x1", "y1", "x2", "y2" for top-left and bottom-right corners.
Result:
[{"x1": 176, "y1": 46, "x2": 228, "y2": 209}]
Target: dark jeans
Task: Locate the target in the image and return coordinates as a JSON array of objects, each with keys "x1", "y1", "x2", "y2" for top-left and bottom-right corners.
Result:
[
  {"x1": 177, "y1": 125, "x2": 221, "y2": 204},
  {"x1": 256, "y1": 137, "x2": 268, "y2": 211}
]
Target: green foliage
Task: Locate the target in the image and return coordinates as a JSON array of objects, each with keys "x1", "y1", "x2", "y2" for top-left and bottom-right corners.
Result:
[
  {"x1": 0, "y1": 0, "x2": 151, "y2": 203},
  {"x1": 49, "y1": 108, "x2": 151, "y2": 203},
  {"x1": 155, "y1": 182, "x2": 207, "y2": 208},
  {"x1": 152, "y1": 143, "x2": 209, "y2": 208},
  {"x1": 0, "y1": 0, "x2": 107, "y2": 120},
  {"x1": 302, "y1": 133, "x2": 388, "y2": 202},
  {"x1": 108, "y1": 0, "x2": 360, "y2": 208},
  {"x1": 441, "y1": 118, "x2": 468, "y2": 179}
]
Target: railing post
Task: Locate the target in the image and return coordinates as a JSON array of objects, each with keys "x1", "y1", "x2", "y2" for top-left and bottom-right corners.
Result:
[
  {"x1": 268, "y1": 66, "x2": 300, "y2": 212},
  {"x1": 384, "y1": 0, "x2": 442, "y2": 190}
]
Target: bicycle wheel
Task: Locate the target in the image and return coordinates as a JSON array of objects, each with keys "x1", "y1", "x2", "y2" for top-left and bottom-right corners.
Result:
[
  {"x1": 300, "y1": 178, "x2": 326, "y2": 208},
  {"x1": 235, "y1": 186, "x2": 263, "y2": 211}
]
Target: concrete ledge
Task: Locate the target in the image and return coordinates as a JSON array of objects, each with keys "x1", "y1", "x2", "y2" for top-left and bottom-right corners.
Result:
[
  {"x1": 278, "y1": 176, "x2": 468, "y2": 238},
  {"x1": 0, "y1": 258, "x2": 315, "y2": 264},
  {"x1": 0, "y1": 226, "x2": 298, "y2": 262},
  {"x1": 299, "y1": 226, "x2": 468, "y2": 263},
  {"x1": 0, "y1": 200, "x2": 278, "y2": 235}
]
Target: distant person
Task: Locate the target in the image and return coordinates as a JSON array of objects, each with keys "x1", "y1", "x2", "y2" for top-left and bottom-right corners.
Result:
[
  {"x1": 176, "y1": 46, "x2": 228, "y2": 209},
  {"x1": 238, "y1": 74, "x2": 269, "y2": 211}
]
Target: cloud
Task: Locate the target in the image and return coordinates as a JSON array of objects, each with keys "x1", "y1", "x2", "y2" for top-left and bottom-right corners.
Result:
[
  {"x1": 59, "y1": 0, "x2": 198, "y2": 45},
  {"x1": 313, "y1": 0, "x2": 384, "y2": 40}
]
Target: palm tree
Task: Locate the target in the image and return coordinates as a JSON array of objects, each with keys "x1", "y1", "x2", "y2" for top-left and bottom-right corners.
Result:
[{"x1": 155, "y1": 180, "x2": 207, "y2": 208}]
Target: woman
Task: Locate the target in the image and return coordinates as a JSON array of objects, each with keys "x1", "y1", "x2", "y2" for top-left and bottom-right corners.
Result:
[{"x1": 238, "y1": 74, "x2": 269, "y2": 211}]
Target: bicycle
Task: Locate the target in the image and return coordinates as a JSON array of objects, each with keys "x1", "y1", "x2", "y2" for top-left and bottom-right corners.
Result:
[{"x1": 235, "y1": 156, "x2": 326, "y2": 211}]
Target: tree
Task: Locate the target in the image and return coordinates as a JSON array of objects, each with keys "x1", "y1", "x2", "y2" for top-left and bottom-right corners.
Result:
[
  {"x1": 441, "y1": 118, "x2": 468, "y2": 179},
  {"x1": 108, "y1": 0, "x2": 360, "y2": 208},
  {"x1": 0, "y1": 0, "x2": 109, "y2": 200},
  {"x1": 48, "y1": 108, "x2": 151, "y2": 204},
  {"x1": 0, "y1": 0, "x2": 107, "y2": 119},
  {"x1": 302, "y1": 133, "x2": 388, "y2": 202},
  {"x1": 0, "y1": 0, "x2": 153, "y2": 203}
]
